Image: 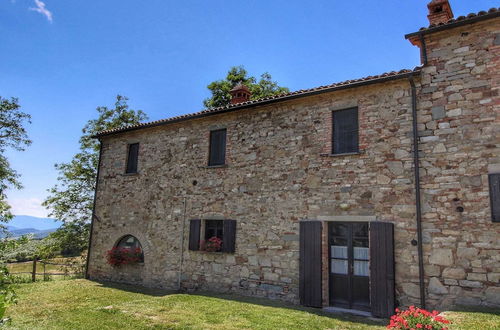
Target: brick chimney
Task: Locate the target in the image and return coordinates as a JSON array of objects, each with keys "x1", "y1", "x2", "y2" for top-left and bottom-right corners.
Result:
[
  {"x1": 427, "y1": 0, "x2": 454, "y2": 25},
  {"x1": 229, "y1": 83, "x2": 251, "y2": 104}
]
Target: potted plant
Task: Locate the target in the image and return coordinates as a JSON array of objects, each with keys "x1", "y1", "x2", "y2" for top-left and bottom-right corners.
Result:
[
  {"x1": 200, "y1": 236, "x2": 223, "y2": 252},
  {"x1": 106, "y1": 247, "x2": 143, "y2": 267}
]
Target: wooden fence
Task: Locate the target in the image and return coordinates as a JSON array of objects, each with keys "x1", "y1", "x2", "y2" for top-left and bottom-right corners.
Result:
[{"x1": 9, "y1": 258, "x2": 85, "y2": 281}]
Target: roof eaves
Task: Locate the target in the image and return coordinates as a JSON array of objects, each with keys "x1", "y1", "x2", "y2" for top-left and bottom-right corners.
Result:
[
  {"x1": 93, "y1": 68, "x2": 421, "y2": 139},
  {"x1": 405, "y1": 7, "x2": 500, "y2": 39}
]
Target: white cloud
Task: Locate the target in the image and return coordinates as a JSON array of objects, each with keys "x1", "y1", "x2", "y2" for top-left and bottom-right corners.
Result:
[
  {"x1": 8, "y1": 197, "x2": 49, "y2": 218},
  {"x1": 29, "y1": 0, "x2": 53, "y2": 23}
]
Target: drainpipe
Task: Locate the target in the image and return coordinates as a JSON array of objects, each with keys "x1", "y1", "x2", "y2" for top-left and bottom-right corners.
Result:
[
  {"x1": 408, "y1": 75, "x2": 426, "y2": 309},
  {"x1": 177, "y1": 197, "x2": 187, "y2": 290},
  {"x1": 85, "y1": 141, "x2": 103, "y2": 279}
]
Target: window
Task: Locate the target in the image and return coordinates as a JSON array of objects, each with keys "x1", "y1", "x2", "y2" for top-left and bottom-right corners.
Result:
[
  {"x1": 489, "y1": 173, "x2": 500, "y2": 222},
  {"x1": 208, "y1": 129, "x2": 226, "y2": 166},
  {"x1": 205, "y1": 220, "x2": 224, "y2": 240},
  {"x1": 188, "y1": 219, "x2": 236, "y2": 253},
  {"x1": 116, "y1": 235, "x2": 144, "y2": 262},
  {"x1": 126, "y1": 143, "x2": 139, "y2": 173},
  {"x1": 332, "y1": 108, "x2": 359, "y2": 154}
]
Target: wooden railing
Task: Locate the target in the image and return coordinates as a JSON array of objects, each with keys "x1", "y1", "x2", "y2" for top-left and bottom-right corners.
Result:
[{"x1": 9, "y1": 258, "x2": 84, "y2": 281}]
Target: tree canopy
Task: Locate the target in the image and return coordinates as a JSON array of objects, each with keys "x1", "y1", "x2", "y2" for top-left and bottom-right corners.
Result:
[
  {"x1": 0, "y1": 97, "x2": 31, "y2": 224},
  {"x1": 203, "y1": 66, "x2": 290, "y2": 108}
]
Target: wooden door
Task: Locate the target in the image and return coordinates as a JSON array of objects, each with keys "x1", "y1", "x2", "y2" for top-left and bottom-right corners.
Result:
[
  {"x1": 299, "y1": 221, "x2": 322, "y2": 307},
  {"x1": 328, "y1": 222, "x2": 370, "y2": 311}
]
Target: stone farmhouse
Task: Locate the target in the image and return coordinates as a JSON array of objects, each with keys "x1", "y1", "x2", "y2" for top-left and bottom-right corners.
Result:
[{"x1": 87, "y1": 1, "x2": 499, "y2": 317}]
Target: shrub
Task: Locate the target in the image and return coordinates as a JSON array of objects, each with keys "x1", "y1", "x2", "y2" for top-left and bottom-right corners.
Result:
[
  {"x1": 106, "y1": 247, "x2": 142, "y2": 267},
  {"x1": 0, "y1": 264, "x2": 17, "y2": 325},
  {"x1": 200, "y1": 236, "x2": 222, "y2": 252},
  {"x1": 387, "y1": 306, "x2": 451, "y2": 330}
]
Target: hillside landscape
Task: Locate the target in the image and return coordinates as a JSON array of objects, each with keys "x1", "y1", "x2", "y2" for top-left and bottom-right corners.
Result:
[{"x1": 1, "y1": 215, "x2": 61, "y2": 238}]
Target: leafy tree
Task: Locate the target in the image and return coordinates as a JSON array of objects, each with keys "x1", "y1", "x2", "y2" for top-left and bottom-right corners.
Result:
[
  {"x1": 43, "y1": 95, "x2": 147, "y2": 252},
  {"x1": 0, "y1": 97, "x2": 31, "y2": 226},
  {"x1": 0, "y1": 263, "x2": 17, "y2": 325},
  {"x1": 203, "y1": 66, "x2": 289, "y2": 108}
]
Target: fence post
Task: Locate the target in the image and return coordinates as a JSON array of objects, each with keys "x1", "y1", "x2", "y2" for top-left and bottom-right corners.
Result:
[
  {"x1": 32, "y1": 257, "x2": 37, "y2": 282},
  {"x1": 43, "y1": 262, "x2": 47, "y2": 281}
]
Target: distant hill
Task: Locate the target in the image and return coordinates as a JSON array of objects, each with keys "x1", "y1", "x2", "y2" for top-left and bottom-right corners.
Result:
[
  {"x1": 0, "y1": 215, "x2": 62, "y2": 239},
  {"x1": 1, "y1": 226, "x2": 57, "y2": 239},
  {"x1": 9, "y1": 215, "x2": 62, "y2": 231}
]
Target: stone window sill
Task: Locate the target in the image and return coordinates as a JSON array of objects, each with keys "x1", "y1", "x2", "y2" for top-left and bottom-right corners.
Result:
[
  {"x1": 320, "y1": 152, "x2": 361, "y2": 157},
  {"x1": 201, "y1": 164, "x2": 228, "y2": 169},
  {"x1": 123, "y1": 172, "x2": 140, "y2": 176}
]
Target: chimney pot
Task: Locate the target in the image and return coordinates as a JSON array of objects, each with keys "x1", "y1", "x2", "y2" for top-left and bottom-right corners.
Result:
[
  {"x1": 427, "y1": 0, "x2": 454, "y2": 25},
  {"x1": 229, "y1": 83, "x2": 252, "y2": 104}
]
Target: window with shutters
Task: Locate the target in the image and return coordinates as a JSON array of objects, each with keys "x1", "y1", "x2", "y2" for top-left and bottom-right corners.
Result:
[
  {"x1": 332, "y1": 108, "x2": 359, "y2": 154},
  {"x1": 125, "y1": 143, "x2": 139, "y2": 174},
  {"x1": 188, "y1": 219, "x2": 236, "y2": 253},
  {"x1": 489, "y1": 173, "x2": 500, "y2": 222},
  {"x1": 208, "y1": 129, "x2": 227, "y2": 166}
]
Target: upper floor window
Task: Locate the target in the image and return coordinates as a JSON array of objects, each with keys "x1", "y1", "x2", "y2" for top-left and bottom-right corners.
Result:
[
  {"x1": 208, "y1": 129, "x2": 226, "y2": 166},
  {"x1": 126, "y1": 143, "x2": 139, "y2": 174},
  {"x1": 332, "y1": 108, "x2": 359, "y2": 154}
]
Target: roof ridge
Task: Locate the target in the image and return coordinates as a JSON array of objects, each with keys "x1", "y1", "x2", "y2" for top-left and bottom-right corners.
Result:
[
  {"x1": 94, "y1": 67, "x2": 421, "y2": 138},
  {"x1": 405, "y1": 7, "x2": 499, "y2": 38}
]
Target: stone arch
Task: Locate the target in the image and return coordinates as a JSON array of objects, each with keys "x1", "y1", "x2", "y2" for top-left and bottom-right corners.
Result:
[
  {"x1": 114, "y1": 235, "x2": 145, "y2": 262},
  {"x1": 108, "y1": 228, "x2": 152, "y2": 264}
]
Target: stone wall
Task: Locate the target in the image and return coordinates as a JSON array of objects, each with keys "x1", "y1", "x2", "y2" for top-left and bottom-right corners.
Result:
[
  {"x1": 413, "y1": 18, "x2": 500, "y2": 308},
  {"x1": 87, "y1": 17, "x2": 500, "y2": 309},
  {"x1": 88, "y1": 79, "x2": 418, "y2": 304}
]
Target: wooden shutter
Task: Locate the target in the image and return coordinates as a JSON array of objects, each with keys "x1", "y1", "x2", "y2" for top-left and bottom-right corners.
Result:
[
  {"x1": 489, "y1": 174, "x2": 500, "y2": 222},
  {"x1": 126, "y1": 143, "x2": 139, "y2": 173},
  {"x1": 209, "y1": 129, "x2": 226, "y2": 166},
  {"x1": 222, "y1": 220, "x2": 237, "y2": 253},
  {"x1": 299, "y1": 221, "x2": 322, "y2": 307},
  {"x1": 332, "y1": 108, "x2": 359, "y2": 154},
  {"x1": 188, "y1": 219, "x2": 201, "y2": 251},
  {"x1": 369, "y1": 221, "x2": 395, "y2": 318}
]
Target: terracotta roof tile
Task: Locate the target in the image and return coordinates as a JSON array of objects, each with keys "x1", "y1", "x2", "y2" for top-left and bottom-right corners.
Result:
[
  {"x1": 94, "y1": 68, "x2": 420, "y2": 138},
  {"x1": 406, "y1": 7, "x2": 499, "y2": 38}
]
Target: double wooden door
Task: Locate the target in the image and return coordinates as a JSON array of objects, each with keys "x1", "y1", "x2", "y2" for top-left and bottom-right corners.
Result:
[{"x1": 328, "y1": 222, "x2": 370, "y2": 311}]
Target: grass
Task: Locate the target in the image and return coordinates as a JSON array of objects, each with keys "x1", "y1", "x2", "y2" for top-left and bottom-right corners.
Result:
[
  {"x1": 5, "y1": 280, "x2": 383, "y2": 329},
  {"x1": 4, "y1": 279, "x2": 500, "y2": 329}
]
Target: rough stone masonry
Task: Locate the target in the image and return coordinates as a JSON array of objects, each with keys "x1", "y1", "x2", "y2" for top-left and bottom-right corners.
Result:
[{"x1": 87, "y1": 2, "x2": 499, "y2": 311}]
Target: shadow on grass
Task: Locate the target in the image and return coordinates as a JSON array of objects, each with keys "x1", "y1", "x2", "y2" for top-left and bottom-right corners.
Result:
[
  {"x1": 193, "y1": 291, "x2": 385, "y2": 326},
  {"x1": 92, "y1": 280, "x2": 385, "y2": 327},
  {"x1": 94, "y1": 280, "x2": 177, "y2": 297},
  {"x1": 446, "y1": 305, "x2": 500, "y2": 315}
]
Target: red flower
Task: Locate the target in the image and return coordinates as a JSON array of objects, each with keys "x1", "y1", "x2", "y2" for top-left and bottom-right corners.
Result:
[
  {"x1": 106, "y1": 247, "x2": 143, "y2": 267},
  {"x1": 201, "y1": 236, "x2": 223, "y2": 252}
]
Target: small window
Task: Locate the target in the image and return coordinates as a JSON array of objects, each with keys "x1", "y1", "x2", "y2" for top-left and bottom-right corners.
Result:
[
  {"x1": 208, "y1": 129, "x2": 226, "y2": 166},
  {"x1": 332, "y1": 108, "x2": 359, "y2": 154},
  {"x1": 116, "y1": 235, "x2": 144, "y2": 262},
  {"x1": 126, "y1": 143, "x2": 139, "y2": 173},
  {"x1": 188, "y1": 219, "x2": 236, "y2": 253},
  {"x1": 489, "y1": 173, "x2": 500, "y2": 222}
]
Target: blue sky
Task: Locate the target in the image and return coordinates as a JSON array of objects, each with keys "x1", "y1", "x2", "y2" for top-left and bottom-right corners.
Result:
[{"x1": 0, "y1": 0, "x2": 496, "y2": 218}]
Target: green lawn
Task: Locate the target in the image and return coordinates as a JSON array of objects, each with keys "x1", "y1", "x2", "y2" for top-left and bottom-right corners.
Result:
[{"x1": 4, "y1": 279, "x2": 500, "y2": 329}]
